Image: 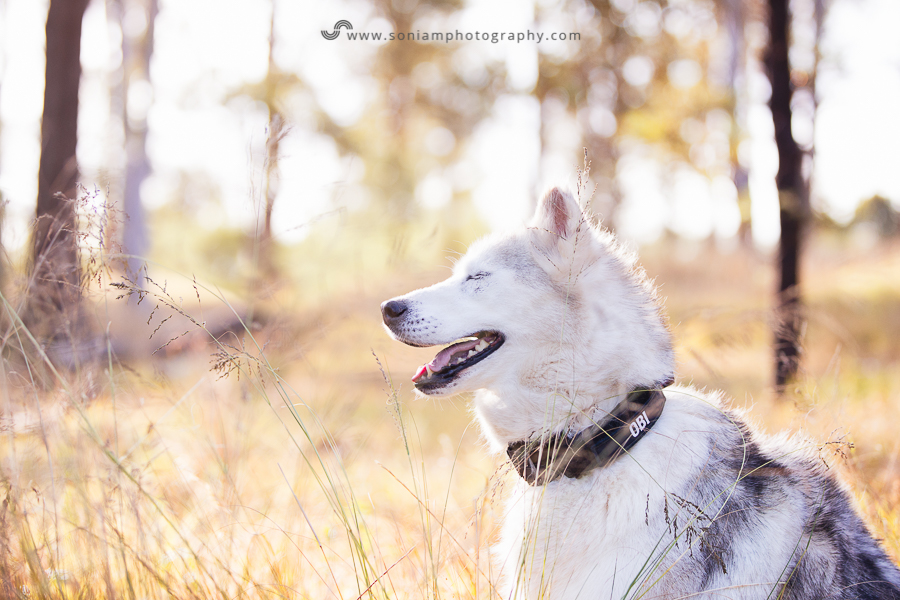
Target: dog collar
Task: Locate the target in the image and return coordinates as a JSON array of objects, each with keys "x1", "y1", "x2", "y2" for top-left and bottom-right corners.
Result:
[{"x1": 506, "y1": 381, "x2": 672, "y2": 486}]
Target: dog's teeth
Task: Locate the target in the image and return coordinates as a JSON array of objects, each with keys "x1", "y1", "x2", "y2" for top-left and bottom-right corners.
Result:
[
  {"x1": 468, "y1": 350, "x2": 476, "y2": 357},
  {"x1": 476, "y1": 340, "x2": 488, "y2": 351},
  {"x1": 425, "y1": 365, "x2": 433, "y2": 377}
]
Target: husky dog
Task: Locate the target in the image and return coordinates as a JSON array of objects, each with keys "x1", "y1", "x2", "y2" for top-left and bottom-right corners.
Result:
[{"x1": 381, "y1": 188, "x2": 900, "y2": 599}]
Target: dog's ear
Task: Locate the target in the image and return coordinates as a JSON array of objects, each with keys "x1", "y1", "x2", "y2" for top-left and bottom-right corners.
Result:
[
  {"x1": 531, "y1": 187, "x2": 582, "y2": 240},
  {"x1": 530, "y1": 187, "x2": 601, "y2": 276}
]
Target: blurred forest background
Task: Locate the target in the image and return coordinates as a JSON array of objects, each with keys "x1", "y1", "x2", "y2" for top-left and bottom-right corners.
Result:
[{"x1": 0, "y1": 0, "x2": 898, "y2": 597}]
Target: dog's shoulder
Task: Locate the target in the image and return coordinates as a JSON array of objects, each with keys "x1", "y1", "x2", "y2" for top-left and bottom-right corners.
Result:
[{"x1": 645, "y1": 384, "x2": 838, "y2": 508}]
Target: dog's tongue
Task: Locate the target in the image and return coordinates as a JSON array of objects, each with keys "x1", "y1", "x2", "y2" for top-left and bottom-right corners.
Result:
[{"x1": 411, "y1": 338, "x2": 481, "y2": 382}]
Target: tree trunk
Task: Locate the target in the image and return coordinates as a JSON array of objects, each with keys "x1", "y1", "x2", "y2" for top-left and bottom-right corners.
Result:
[
  {"x1": 120, "y1": 0, "x2": 158, "y2": 289},
  {"x1": 262, "y1": 111, "x2": 284, "y2": 248},
  {"x1": 28, "y1": 0, "x2": 91, "y2": 344},
  {"x1": 258, "y1": 0, "x2": 284, "y2": 279},
  {"x1": 767, "y1": 0, "x2": 808, "y2": 391},
  {"x1": 723, "y1": 0, "x2": 752, "y2": 246}
]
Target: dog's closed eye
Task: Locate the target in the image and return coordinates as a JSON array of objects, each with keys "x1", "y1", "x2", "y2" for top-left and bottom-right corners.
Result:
[{"x1": 466, "y1": 271, "x2": 490, "y2": 281}]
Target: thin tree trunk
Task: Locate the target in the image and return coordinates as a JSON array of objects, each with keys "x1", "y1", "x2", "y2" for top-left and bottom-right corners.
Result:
[
  {"x1": 259, "y1": 0, "x2": 284, "y2": 278},
  {"x1": 28, "y1": 0, "x2": 91, "y2": 342},
  {"x1": 723, "y1": 0, "x2": 752, "y2": 245},
  {"x1": 767, "y1": 0, "x2": 808, "y2": 391},
  {"x1": 263, "y1": 113, "x2": 283, "y2": 240},
  {"x1": 121, "y1": 0, "x2": 157, "y2": 288}
]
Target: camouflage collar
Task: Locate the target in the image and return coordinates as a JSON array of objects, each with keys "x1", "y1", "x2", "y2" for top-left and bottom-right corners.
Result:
[{"x1": 507, "y1": 381, "x2": 671, "y2": 486}]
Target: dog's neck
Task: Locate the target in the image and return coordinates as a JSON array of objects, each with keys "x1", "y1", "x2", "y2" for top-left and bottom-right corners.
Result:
[
  {"x1": 506, "y1": 382, "x2": 671, "y2": 485},
  {"x1": 473, "y1": 376, "x2": 673, "y2": 452}
]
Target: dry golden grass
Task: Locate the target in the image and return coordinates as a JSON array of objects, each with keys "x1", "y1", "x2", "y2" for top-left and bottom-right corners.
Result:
[{"x1": 0, "y1": 224, "x2": 898, "y2": 598}]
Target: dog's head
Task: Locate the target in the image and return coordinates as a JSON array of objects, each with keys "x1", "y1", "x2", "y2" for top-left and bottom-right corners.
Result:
[{"x1": 381, "y1": 187, "x2": 674, "y2": 406}]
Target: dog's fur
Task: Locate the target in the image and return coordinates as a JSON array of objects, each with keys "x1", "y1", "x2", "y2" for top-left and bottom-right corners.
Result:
[{"x1": 381, "y1": 188, "x2": 900, "y2": 599}]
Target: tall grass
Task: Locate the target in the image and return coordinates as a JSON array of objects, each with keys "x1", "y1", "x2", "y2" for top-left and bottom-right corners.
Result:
[
  {"x1": 0, "y1": 189, "x2": 897, "y2": 597},
  {"x1": 0, "y1": 191, "x2": 501, "y2": 598}
]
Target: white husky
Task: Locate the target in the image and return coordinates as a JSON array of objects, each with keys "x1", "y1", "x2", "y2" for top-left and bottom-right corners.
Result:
[{"x1": 381, "y1": 188, "x2": 900, "y2": 599}]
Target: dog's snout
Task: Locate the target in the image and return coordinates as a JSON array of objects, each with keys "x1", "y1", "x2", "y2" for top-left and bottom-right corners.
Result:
[{"x1": 381, "y1": 300, "x2": 408, "y2": 325}]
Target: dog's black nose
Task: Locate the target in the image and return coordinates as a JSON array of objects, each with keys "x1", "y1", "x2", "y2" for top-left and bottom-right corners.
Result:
[{"x1": 381, "y1": 300, "x2": 408, "y2": 325}]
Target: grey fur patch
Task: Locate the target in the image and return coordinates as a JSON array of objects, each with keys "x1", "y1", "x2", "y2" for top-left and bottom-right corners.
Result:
[
  {"x1": 493, "y1": 238, "x2": 554, "y2": 286},
  {"x1": 663, "y1": 411, "x2": 900, "y2": 599}
]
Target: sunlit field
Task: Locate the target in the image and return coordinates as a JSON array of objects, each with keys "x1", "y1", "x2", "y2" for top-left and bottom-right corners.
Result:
[
  {"x1": 0, "y1": 208, "x2": 898, "y2": 598},
  {"x1": 3, "y1": 0, "x2": 899, "y2": 594}
]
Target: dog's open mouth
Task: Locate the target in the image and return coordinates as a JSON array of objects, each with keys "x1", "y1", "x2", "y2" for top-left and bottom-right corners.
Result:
[{"x1": 411, "y1": 331, "x2": 505, "y2": 390}]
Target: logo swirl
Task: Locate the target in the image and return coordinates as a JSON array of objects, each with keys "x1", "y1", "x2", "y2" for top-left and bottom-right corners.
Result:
[{"x1": 321, "y1": 20, "x2": 353, "y2": 40}]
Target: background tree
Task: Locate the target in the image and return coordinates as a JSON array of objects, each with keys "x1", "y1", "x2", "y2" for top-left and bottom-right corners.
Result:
[
  {"x1": 720, "y1": 0, "x2": 752, "y2": 244},
  {"x1": 117, "y1": 0, "x2": 158, "y2": 288},
  {"x1": 256, "y1": 0, "x2": 291, "y2": 278},
  {"x1": 27, "y1": 0, "x2": 91, "y2": 348},
  {"x1": 767, "y1": 0, "x2": 808, "y2": 390},
  {"x1": 534, "y1": 0, "x2": 735, "y2": 225},
  {"x1": 365, "y1": 0, "x2": 484, "y2": 218}
]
